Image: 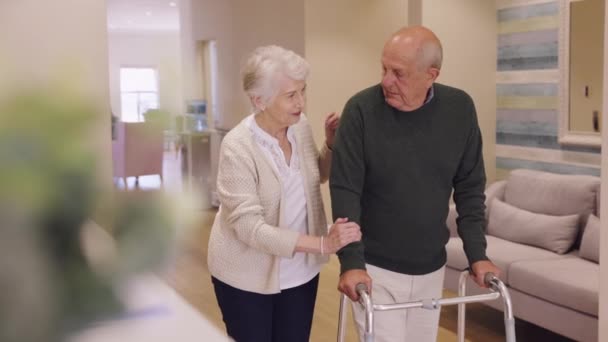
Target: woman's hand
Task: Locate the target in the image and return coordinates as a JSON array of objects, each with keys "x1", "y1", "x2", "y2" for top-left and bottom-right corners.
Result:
[
  {"x1": 324, "y1": 217, "x2": 361, "y2": 254},
  {"x1": 324, "y1": 112, "x2": 340, "y2": 149}
]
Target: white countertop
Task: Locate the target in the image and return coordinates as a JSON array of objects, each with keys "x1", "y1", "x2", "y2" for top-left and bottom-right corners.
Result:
[{"x1": 68, "y1": 274, "x2": 231, "y2": 342}]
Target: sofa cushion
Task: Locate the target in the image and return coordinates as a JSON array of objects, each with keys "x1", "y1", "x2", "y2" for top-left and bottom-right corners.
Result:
[
  {"x1": 487, "y1": 198, "x2": 579, "y2": 254},
  {"x1": 504, "y1": 169, "x2": 599, "y2": 229},
  {"x1": 580, "y1": 214, "x2": 600, "y2": 263},
  {"x1": 445, "y1": 235, "x2": 569, "y2": 283},
  {"x1": 508, "y1": 258, "x2": 599, "y2": 316}
]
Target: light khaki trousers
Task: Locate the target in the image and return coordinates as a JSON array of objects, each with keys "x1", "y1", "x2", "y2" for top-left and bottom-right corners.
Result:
[{"x1": 352, "y1": 264, "x2": 445, "y2": 342}]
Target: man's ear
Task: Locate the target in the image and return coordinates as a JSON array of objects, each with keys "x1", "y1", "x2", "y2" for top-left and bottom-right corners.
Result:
[{"x1": 428, "y1": 67, "x2": 440, "y2": 82}]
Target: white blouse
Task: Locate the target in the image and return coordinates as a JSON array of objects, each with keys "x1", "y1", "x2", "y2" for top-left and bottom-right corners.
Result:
[{"x1": 247, "y1": 114, "x2": 320, "y2": 290}]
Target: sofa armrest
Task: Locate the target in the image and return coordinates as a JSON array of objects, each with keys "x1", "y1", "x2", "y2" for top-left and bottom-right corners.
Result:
[
  {"x1": 447, "y1": 180, "x2": 506, "y2": 237},
  {"x1": 485, "y1": 180, "x2": 507, "y2": 219}
]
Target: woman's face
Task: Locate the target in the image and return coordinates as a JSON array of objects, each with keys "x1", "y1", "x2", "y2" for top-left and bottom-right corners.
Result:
[{"x1": 262, "y1": 75, "x2": 306, "y2": 128}]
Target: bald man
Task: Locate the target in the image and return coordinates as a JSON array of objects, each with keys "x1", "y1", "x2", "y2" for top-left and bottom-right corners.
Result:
[{"x1": 330, "y1": 26, "x2": 500, "y2": 341}]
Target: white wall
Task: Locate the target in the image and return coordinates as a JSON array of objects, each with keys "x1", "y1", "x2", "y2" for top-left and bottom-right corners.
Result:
[
  {"x1": 305, "y1": 0, "x2": 408, "y2": 217},
  {"x1": 180, "y1": 0, "x2": 306, "y2": 205},
  {"x1": 107, "y1": 32, "x2": 183, "y2": 120},
  {"x1": 182, "y1": 0, "x2": 305, "y2": 131},
  {"x1": 230, "y1": 0, "x2": 306, "y2": 126},
  {"x1": 0, "y1": 0, "x2": 112, "y2": 186},
  {"x1": 181, "y1": 0, "x2": 234, "y2": 129},
  {"x1": 420, "y1": 0, "x2": 498, "y2": 182}
]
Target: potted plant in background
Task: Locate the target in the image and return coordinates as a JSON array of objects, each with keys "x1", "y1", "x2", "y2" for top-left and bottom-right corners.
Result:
[{"x1": 0, "y1": 87, "x2": 180, "y2": 342}]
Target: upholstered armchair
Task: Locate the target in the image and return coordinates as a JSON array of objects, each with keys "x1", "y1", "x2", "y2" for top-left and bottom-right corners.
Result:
[{"x1": 112, "y1": 122, "x2": 164, "y2": 189}]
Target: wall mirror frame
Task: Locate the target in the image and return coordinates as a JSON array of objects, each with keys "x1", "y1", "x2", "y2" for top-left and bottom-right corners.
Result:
[{"x1": 558, "y1": 0, "x2": 603, "y2": 147}]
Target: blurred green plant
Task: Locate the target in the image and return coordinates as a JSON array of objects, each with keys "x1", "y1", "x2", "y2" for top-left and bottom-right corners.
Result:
[{"x1": 0, "y1": 88, "x2": 175, "y2": 342}]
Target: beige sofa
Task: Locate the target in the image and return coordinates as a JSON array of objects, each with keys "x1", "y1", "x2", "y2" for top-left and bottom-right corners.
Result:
[{"x1": 444, "y1": 169, "x2": 601, "y2": 342}]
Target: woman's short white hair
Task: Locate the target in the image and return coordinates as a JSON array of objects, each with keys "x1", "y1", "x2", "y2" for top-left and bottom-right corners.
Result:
[{"x1": 242, "y1": 45, "x2": 310, "y2": 111}]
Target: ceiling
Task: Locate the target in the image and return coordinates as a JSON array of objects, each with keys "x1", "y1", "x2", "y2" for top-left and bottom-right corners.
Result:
[{"x1": 106, "y1": 0, "x2": 180, "y2": 33}]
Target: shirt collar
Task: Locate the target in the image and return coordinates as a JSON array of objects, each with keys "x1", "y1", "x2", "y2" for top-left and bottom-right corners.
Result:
[
  {"x1": 423, "y1": 85, "x2": 435, "y2": 105},
  {"x1": 247, "y1": 114, "x2": 295, "y2": 146}
]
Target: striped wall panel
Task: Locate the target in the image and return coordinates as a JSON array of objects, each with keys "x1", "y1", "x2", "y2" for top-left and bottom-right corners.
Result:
[
  {"x1": 497, "y1": 132, "x2": 601, "y2": 153},
  {"x1": 495, "y1": 0, "x2": 600, "y2": 180},
  {"x1": 496, "y1": 83, "x2": 557, "y2": 96},
  {"x1": 497, "y1": 1, "x2": 558, "y2": 21},
  {"x1": 497, "y1": 2, "x2": 558, "y2": 71},
  {"x1": 497, "y1": 29, "x2": 557, "y2": 46},
  {"x1": 496, "y1": 157, "x2": 600, "y2": 176}
]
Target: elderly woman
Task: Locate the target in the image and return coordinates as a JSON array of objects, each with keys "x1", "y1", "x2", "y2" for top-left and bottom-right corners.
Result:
[{"x1": 207, "y1": 45, "x2": 361, "y2": 341}]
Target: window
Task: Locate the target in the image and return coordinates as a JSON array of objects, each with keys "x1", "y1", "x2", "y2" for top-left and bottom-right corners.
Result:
[{"x1": 120, "y1": 67, "x2": 159, "y2": 122}]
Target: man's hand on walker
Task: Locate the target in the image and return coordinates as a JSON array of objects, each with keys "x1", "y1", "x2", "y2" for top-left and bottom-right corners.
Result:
[
  {"x1": 470, "y1": 260, "x2": 501, "y2": 288},
  {"x1": 338, "y1": 269, "x2": 372, "y2": 301}
]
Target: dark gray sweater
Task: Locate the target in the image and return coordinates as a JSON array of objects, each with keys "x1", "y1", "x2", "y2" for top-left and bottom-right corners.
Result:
[{"x1": 330, "y1": 83, "x2": 488, "y2": 275}]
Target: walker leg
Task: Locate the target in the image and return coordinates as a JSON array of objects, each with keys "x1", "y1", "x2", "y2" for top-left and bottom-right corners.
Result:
[
  {"x1": 505, "y1": 316, "x2": 516, "y2": 342},
  {"x1": 457, "y1": 271, "x2": 469, "y2": 342},
  {"x1": 337, "y1": 294, "x2": 348, "y2": 342},
  {"x1": 337, "y1": 295, "x2": 374, "y2": 342},
  {"x1": 356, "y1": 283, "x2": 374, "y2": 342},
  {"x1": 488, "y1": 276, "x2": 517, "y2": 342}
]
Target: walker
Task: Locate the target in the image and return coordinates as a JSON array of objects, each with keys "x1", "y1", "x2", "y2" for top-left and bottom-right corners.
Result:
[{"x1": 337, "y1": 270, "x2": 516, "y2": 342}]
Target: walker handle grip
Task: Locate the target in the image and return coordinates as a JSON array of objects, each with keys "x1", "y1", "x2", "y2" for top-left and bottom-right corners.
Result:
[
  {"x1": 355, "y1": 283, "x2": 369, "y2": 295},
  {"x1": 484, "y1": 272, "x2": 497, "y2": 286}
]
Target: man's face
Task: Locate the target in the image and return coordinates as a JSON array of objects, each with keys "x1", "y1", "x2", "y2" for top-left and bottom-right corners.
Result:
[{"x1": 380, "y1": 44, "x2": 437, "y2": 112}]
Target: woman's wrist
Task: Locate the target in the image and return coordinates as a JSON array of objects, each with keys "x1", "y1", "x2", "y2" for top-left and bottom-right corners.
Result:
[
  {"x1": 325, "y1": 140, "x2": 333, "y2": 151},
  {"x1": 294, "y1": 234, "x2": 332, "y2": 255},
  {"x1": 295, "y1": 234, "x2": 323, "y2": 254}
]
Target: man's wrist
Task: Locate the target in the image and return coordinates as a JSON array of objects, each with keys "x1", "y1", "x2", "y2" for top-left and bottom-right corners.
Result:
[
  {"x1": 467, "y1": 254, "x2": 489, "y2": 267},
  {"x1": 338, "y1": 255, "x2": 366, "y2": 274}
]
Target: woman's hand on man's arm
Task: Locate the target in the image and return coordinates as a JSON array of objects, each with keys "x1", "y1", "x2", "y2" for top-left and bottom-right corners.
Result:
[{"x1": 294, "y1": 217, "x2": 361, "y2": 255}]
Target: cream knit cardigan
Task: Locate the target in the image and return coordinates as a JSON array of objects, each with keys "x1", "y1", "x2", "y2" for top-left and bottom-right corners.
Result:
[{"x1": 207, "y1": 115, "x2": 331, "y2": 294}]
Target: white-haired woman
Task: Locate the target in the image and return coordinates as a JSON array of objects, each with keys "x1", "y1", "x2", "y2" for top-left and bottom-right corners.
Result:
[{"x1": 207, "y1": 45, "x2": 361, "y2": 341}]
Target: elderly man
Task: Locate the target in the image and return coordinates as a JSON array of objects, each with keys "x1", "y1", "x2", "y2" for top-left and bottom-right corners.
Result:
[{"x1": 330, "y1": 25, "x2": 500, "y2": 341}]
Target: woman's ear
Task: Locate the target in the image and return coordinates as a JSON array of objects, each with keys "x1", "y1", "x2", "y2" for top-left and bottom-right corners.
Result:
[{"x1": 252, "y1": 96, "x2": 265, "y2": 112}]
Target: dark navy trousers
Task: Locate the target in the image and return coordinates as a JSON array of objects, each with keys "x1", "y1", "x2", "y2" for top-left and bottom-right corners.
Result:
[{"x1": 211, "y1": 275, "x2": 319, "y2": 342}]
